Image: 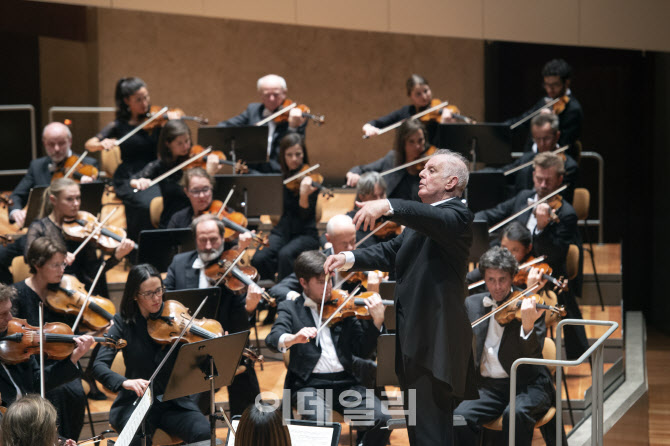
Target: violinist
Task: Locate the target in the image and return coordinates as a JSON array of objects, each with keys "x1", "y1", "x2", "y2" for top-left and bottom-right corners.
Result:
[
  {"x1": 454, "y1": 246, "x2": 555, "y2": 446},
  {"x1": 250, "y1": 133, "x2": 320, "y2": 281},
  {"x1": 8, "y1": 122, "x2": 98, "y2": 228},
  {"x1": 362, "y1": 74, "x2": 460, "y2": 142},
  {"x1": 265, "y1": 250, "x2": 390, "y2": 446},
  {"x1": 11, "y1": 237, "x2": 96, "y2": 440},
  {"x1": 163, "y1": 215, "x2": 261, "y2": 416},
  {"x1": 24, "y1": 179, "x2": 135, "y2": 296},
  {"x1": 166, "y1": 168, "x2": 219, "y2": 229},
  {"x1": 91, "y1": 264, "x2": 210, "y2": 446},
  {"x1": 346, "y1": 118, "x2": 427, "y2": 201},
  {"x1": 217, "y1": 74, "x2": 307, "y2": 173}
]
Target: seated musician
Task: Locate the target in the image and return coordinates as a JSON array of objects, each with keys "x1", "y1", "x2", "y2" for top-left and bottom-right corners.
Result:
[
  {"x1": 24, "y1": 178, "x2": 135, "y2": 296},
  {"x1": 217, "y1": 74, "x2": 307, "y2": 173},
  {"x1": 91, "y1": 264, "x2": 210, "y2": 446},
  {"x1": 1, "y1": 395, "x2": 80, "y2": 446},
  {"x1": 11, "y1": 237, "x2": 97, "y2": 440},
  {"x1": 501, "y1": 114, "x2": 579, "y2": 203},
  {"x1": 0, "y1": 283, "x2": 92, "y2": 411},
  {"x1": 346, "y1": 118, "x2": 428, "y2": 202},
  {"x1": 250, "y1": 133, "x2": 320, "y2": 281},
  {"x1": 9, "y1": 122, "x2": 98, "y2": 228},
  {"x1": 265, "y1": 250, "x2": 390, "y2": 446},
  {"x1": 347, "y1": 172, "x2": 400, "y2": 249},
  {"x1": 454, "y1": 246, "x2": 555, "y2": 446},
  {"x1": 130, "y1": 120, "x2": 225, "y2": 228},
  {"x1": 163, "y1": 214, "x2": 261, "y2": 416},
  {"x1": 166, "y1": 167, "x2": 215, "y2": 229},
  {"x1": 362, "y1": 74, "x2": 460, "y2": 142}
]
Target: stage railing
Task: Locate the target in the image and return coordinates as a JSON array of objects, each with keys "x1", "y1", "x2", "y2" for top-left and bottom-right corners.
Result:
[
  {"x1": 48, "y1": 106, "x2": 115, "y2": 123},
  {"x1": 0, "y1": 104, "x2": 37, "y2": 176}
]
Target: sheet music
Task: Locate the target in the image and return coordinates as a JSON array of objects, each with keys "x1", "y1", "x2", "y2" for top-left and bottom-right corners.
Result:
[
  {"x1": 226, "y1": 419, "x2": 337, "y2": 446},
  {"x1": 115, "y1": 387, "x2": 152, "y2": 446}
]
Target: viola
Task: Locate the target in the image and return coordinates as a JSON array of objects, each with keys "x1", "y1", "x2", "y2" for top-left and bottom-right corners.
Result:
[
  {"x1": 0, "y1": 318, "x2": 126, "y2": 365},
  {"x1": 273, "y1": 99, "x2": 325, "y2": 126},
  {"x1": 185, "y1": 145, "x2": 248, "y2": 174},
  {"x1": 202, "y1": 200, "x2": 269, "y2": 248},
  {"x1": 142, "y1": 105, "x2": 208, "y2": 131},
  {"x1": 51, "y1": 155, "x2": 99, "y2": 183},
  {"x1": 284, "y1": 164, "x2": 334, "y2": 198},
  {"x1": 320, "y1": 290, "x2": 393, "y2": 326},
  {"x1": 46, "y1": 275, "x2": 116, "y2": 331},
  {"x1": 204, "y1": 249, "x2": 276, "y2": 306},
  {"x1": 493, "y1": 292, "x2": 566, "y2": 326},
  {"x1": 534, "y1": 194, "x2": 563, "y2": 224},
  {"x1": 512, "y1": 257, "x2": 567, "y2": 293},
  {"x1": 62, "y1": 211, "x2": 138, "y2": 253},
  {"x1": 419, "y1": 99, "x2": 474, "y2": 124}
]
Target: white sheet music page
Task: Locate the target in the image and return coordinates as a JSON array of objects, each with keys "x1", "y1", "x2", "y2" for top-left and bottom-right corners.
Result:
[
  {"x1": 226, "y1": 419, "x2": 336, "y2": 446},
  {"x1": 115, "y1": 387, "x2": 153, "y2": 446}
]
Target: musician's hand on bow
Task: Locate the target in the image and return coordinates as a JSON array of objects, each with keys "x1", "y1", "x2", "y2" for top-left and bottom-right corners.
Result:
[
  {"x1": 362, "y1": 123, "x2": 380, "y2": 137},
  {"x1": 123, "y1": 378, "x2": 150, "y2": 397},
  {"x1": 99, "y1": 138, "x2": 118, "y2": 151},
  {"x1": 353, "y1": 199, "x2": 390, "y2": 231},
  {"x1": 130, "y1": 178, "x2": 151, "y2": 191},
  {"x1": 65, "y1": 252, "x2": 76, "y2": 266},
  {"x1": 285, "y1": 327, "x2": 317, "y2": 347},
  {"x1": 324, "y1": 254, "x2": 346, "y2": 275}
]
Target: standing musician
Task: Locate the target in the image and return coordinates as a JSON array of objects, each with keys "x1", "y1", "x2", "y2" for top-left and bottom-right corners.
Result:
[
  {"x1": 11, "y1": 237, "x2": 96, "y2": 440},
  {"x1": 130, "y1": 120, "x2": 224, "y2": 228},
  {"x1": 91, "y1": 264, "x2": 210, "y2": 446},
  {"x1": 163, "y1": 215, "x2": 261, "y2": 416},
  {"x1": 217, "y1": 74, "x2": 307, "y2": 174},
  {"x1": 454, "y1": 247, "x2": 555, "y2": 446},
  {"x1": 501, "y1": 114, "x2": 579, "y2": 203},
  {"x1": 346, "y1": 118, "x2": 428, "y2": 202},
  {"x1": 265, "y1": 250, "x2": 390, "y2": 446},
  {"x1": 250, "y1": 133, "x2": 320, "y2": 282},
  {"x1": 325, "y1": 149, "x2": 478, "y2": 446},
  {"x1": 9, "y1": 122, "x2": 99, "y2": 228},
  {"x1": 362, "y1": 74, "x2": 460, "y2": 142},
  {"x1": 24, "y1": 178, "x2": 135, "y2": 296}
]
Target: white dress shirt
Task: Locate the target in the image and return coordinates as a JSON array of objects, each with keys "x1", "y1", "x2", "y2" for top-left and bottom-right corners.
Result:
[
  {"x1": 192, "y1": 256, "x2": 210, "y2": 289},
  {"x1": 261, "y1": 108, "x2": 277, "y2": 160}
]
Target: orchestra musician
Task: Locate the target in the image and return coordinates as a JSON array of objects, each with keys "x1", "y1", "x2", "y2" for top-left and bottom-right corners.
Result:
[
  {"x1": 325, "y1": 149, "x2": 478, "y2": 446},
  {"x1": 347, "y1": 172, "x2": 400, "y2": 249},
  {"x1": 163, "y1": 214, "x2": 261, "y2": 416},
  {"x1": 250, "y1": 133, "x2": 320, "y2": 282},
  {"x1": 166, "y1": 167, "x2": 215, "y2": 229},
  {"x1": 362, "y1": 74, "x2": 459, "y2": 142},
  {"x1": 217, "y1": 74, "x2": 307, "y2": 174},
  {"x1": 454, "y1": 247, "x2": 555, "y2": 446},
  {"x1": 11, "y1": 237, "x2": 96, "y2": 440},
  {"x1": 1, "y1": 395, "x2": 78, "y2": 446},
  {"x1": 265, "y1": 250, "x2": 390, "y2": 446},
  {"x1": 91, "y1": 264, "x2": 210, "y2": 446},
  {"x1": 346, "y1": 118, "x2": 428, "y2": 202}
]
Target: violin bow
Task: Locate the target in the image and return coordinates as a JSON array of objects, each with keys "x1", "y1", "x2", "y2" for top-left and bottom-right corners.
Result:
[
  {"x1": 283, "y1": 163, "x2": 321, "y2": 185},
  {"x1": 379, "y1": 154, "x2": 437, "y2": 177},
  {"x1": 213, "y1": 249, "x2": 247, "y2": 287},
  {"x1": 504, "y1": 145, "x2": 569, "y2": 176},
  {"x1": 71, "y1": 207, "x2": 118, "y2": 257},
  {"x1": 256, "y1": 102, "x2": 297, "y2": 127},
  {"x1": 63, "y1": 150, "x2": 89, "y2": 179},
  {"x1": 315, "y1": 272, "x2": 331, "y2": 346},
  {"x1": 216, "y1": 186, "x2": 236, "y2": 219},
  {"x1": 71, "y1": 260, "x2": 107, "y2": 333},
  {"x1": 133, "y1": 147, "x2": 212, "y2": 193},
  {"x1": 354, "y1": 220, "x2": 393, "y2": 249},
  {"x1": 115, "y1": 106, "x2": 168, "y2": 146},
  {"x1": 364, "y1": 101, "x2": 449, "y2": 139},
  {"x1": 488, "y1": 185, "x2": 567, "y2": 234},
  {"x1": 39, "y1": 301, "x2": 45, "y2": 398},
  {"x1": 468, "y1": 256, "x2": 547, "y2": 290},
  {"x1": 509, "y1": 98, "x2": 560, "y2": 130},
  {"x1": 316, "y1": 285, "x2": 362, "y2": 336},
  {"x1": 470, "y1": 283, "x2": 540, "y2": 328}
]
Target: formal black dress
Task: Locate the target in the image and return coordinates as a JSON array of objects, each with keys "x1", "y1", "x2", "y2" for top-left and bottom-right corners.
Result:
[
  {"x1": 132, "y1": 160, "x2": 189, "y2": 228},
  {"x1": 91, "y1": 312, "x2": 209, "y2": 445},
  {"x1": 348, "y1": 150, "x2": 420, "y2": 202}
]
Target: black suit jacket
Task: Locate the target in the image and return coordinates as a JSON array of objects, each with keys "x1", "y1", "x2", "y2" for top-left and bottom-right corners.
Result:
[
  {"x1": 465, "y1": 292, "x2": 550, "y2": 386},
  {"x1": 265, "y1": 295, "x2": 380, "y2": 392},
  {"x1": 348, "y1": 150, "x2": 420, "y2": 201},
  {"x1": 474, "y1": 189, "x2": 578, "y2": 277},
  {"x1": 163, "y1": 251, "x2": 249, "y2": 335},
  {"x1": 0, "y1": 355, "x2": 79, "y2": 407},
  {"x1": 217, "y1": 103, "x2": 307, "y2": 174},
  {"x1": 349, "y1": 198, "x2": 477, "y2": 399},
  {"x1": 9, "y1": 154, "x2": 99, "y2": 215}
]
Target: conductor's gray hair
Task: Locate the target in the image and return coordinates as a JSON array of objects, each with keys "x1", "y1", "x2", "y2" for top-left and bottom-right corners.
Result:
[{"x1": 435, "y1": 149, "x2": 469, "y2": 194}]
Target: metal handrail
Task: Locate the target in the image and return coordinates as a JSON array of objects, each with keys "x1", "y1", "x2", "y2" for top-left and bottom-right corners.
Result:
[
  {"x1": 48, "y1": 106, "x2": 115, "y2": 123},
  {"x1": 509, "y1": 319, "x2": 619, "y2": 446},
  {"x1": 0, "y1": 104, "x2": 36, "y2": 176}
]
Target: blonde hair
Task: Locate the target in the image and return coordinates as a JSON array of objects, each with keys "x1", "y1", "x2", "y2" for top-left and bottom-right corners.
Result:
[
  {"x1": 39, "y1": 178, "x2": 78, "y2": 219},
  {"x1": 0, "y1": 394, "x2": 59, "y2": 446}
]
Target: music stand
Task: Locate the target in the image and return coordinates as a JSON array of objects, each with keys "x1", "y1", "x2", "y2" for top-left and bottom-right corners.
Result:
[
  {"x1": 137, "y1": 228, "x2": 195, "y2": 273},
  {"x1": 225, "y1": 416, "x2": 342, "y2": 446},
  {"x1": 164, "y1": 287, "x2": 221, "y2": 322},
  {"x1": 161, "y1": 331, "x2": 250, "y2": 446},
  {"x1": 213, "y1": 174, "x2": 283, "y2": 217},
  {"x1": 435, "y1": 123, "x2": 513, "y2": 167},
  {"x1": 198, "y1": 126, "x2": 269, "y2": 165},
  {"x1": 24, "y1": 182, "x2": 105, "y2": 227},
  {"x1": 379, "y1": 281, "x2": 396, "y2": 331},
  {"x1": 468, "y1": 220, "x2": 490, "y2": 263},
  {"x1": 465, "y1": 171, "x2": 506, "y2": 213}
]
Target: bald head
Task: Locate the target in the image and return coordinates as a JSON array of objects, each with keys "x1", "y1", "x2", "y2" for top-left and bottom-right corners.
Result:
[
  {"x1": 326, "y1": 214, "x2": 356, "y2": 254},
  {"x1": 42, "y1": 122, "x2": 72, "y2": 164}
]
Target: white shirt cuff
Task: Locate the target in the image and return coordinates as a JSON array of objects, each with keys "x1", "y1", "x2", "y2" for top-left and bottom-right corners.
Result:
[
  {"x1": 385, "y1": 199, "x2": 394, "y2": 216},
  {"x1": 277, "y1": 333, "x2": 290, "y2": 352},
  {"x1": 520, "y1": 326, "x2": 534, "y2": 339},
  {"x1": 342, "y1": 251, "x2": 355, "y2": 271}
]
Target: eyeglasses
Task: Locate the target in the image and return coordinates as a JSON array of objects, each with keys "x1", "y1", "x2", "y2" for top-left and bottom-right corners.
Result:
[
  {"x1": 46, "y1": 261, "x2": 67, "y2": 270},
  {"x1": 188, "y1": 187, "x2": 212, "y2": 196},
  {"x1": 137, "y1": 286, "x2": 165, "y2": 300}
]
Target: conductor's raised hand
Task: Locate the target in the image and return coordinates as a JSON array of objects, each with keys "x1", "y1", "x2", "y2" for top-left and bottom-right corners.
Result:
[
  {"x1": 324, "y1": 254, "x2": 346, "y2": 275},
  {"x1": 353, "y1": 199, "x2": 390, "y2": 231}
]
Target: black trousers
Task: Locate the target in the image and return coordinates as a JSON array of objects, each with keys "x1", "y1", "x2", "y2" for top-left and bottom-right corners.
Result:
[
  {"x1": 251, "y1": 231, "x2": 319, "y2": 281},
  {"x1": 454, "y1": 375, "x2": 553, "y2": 446},
  {"x1": 46, "y1": 378, "x2": 86, "y2": 440},
  {"x1": 292, "y1": 372, "x2": 390, "y2": 446}
]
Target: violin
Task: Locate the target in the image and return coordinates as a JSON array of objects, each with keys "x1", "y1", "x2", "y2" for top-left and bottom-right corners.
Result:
[
  {"x1": 0, "y1": 318, "x2": 126, "y2": 365},
  {"x1": 142, "y1": 105, "x2": 208, "y2": 131},
  {"x1": 343, "y1": 270, "x2": 389, "y2": 290},
  {"x1": 273, "y1": 99, "x2": 325, "y2": 126},
  {"x1": 147, "y1": 300, "x2": 262, "y2": 364},
  {"x1": 513, "y1": 257, "x2": 567, "y2": 293},
  {"x1": 46, "y1": 275, "x2": 116, "y2": 331},
  {"x1": 202, "y1": 200, "x2": 269, "y2": 248},
  {"x1": 51, "y1": 155, "x2": 99, "y2": 183},
  {"x1": 284, "y1": 164, "x2": 334, "y2": 198},
  {"x1": 534, "y1": 194, "x2": 563, "y2": 224},
  {"x1": 493, "y1": 292, "x2": 566, "y2": 326},
  {"x1": 406, "y1": 145, "x2": 437, "y2": 175},
  {"x1": 551, "y1": 95, "x2": 570, "y2": 115},
  {"x1": 419, "y1": 99, "x2": 474, "y2": 124},
  {"x1": 185, "y1": 145, "x2": 248, "y2": 174},
  {"x1": 62, "y1": 211, "x2": 138, "y2": 253},
  {"x1": 320, "y1": 290, "x2": 393, "y2": 326},
  {"x1": 204, "y1": 249, "x2": 276, "y2": 306}
]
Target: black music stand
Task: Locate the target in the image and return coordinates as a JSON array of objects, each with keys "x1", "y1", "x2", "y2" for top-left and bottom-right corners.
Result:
[
  {"x1": 198, "y1": 126, "x2": 269, "y2": 166},
  {"x1": 137, "y1": 228, "x2": 195, "y2": 273},
  {"x1": 435, "y1": 123, "x2": 513, "y2": 167},
  {"x1": 379, "y1": 281, "x2": 396, "y2": 332},
  {"x1": 164, "y1": 288, "x2": 222, "y2": 322},
  {"x1": 469, "y1": 220, "x2": 490, "y2": 263},
  {"x1": 465, "y1": 171, "x2": 506, "y2": 213},
  {"x1": 161, "y1": 331, "x2": 251, "y2": 446},
  {"x1": 213, "y1": 174, "x2": 283, "y2": 218},
  {"x1": 24, "y1": 182, "x2": 105, "y2": 227}
]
